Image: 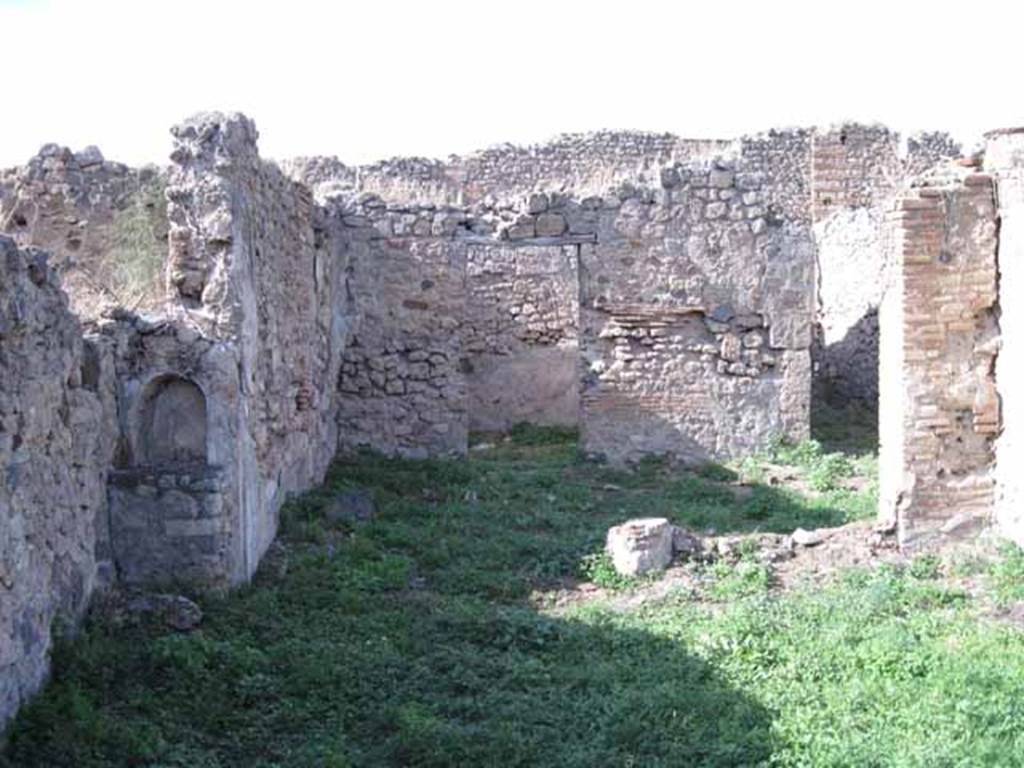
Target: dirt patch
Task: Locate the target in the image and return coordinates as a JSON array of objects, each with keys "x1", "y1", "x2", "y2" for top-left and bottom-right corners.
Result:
[{"x1": 535, "y1": 520, "x2": 910, "y2": 613}]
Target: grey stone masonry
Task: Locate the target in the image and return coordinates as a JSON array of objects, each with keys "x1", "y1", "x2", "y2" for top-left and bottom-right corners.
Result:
[
  {"x1": 578, "y1": 140, "x2": 815, "y2": 464},
  {"x1": 0, "y1": 236, "x2": 116, "y2": 731}
]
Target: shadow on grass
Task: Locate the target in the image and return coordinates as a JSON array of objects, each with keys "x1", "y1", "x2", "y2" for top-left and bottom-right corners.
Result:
[
  {"x1": 4, "y1": 427, "x2": 876, "y2": 766},
  {"x1": 4, "y1": 612, "x2": 772, "y2": 767},
  {"x1": 3, "y1": 447, "x2": 775, "y2": 766},
  {"x1": 811, "y1": 399, "x2": 878, "y2": 457}
]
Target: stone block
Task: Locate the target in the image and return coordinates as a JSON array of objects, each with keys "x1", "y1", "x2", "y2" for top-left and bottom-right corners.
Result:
[
  {"x1": 534, "y1": 212, "x2": 567, "y2": 237},
  {"x1": 606, "y1": 518, "x2": 673, "y2": 576}
]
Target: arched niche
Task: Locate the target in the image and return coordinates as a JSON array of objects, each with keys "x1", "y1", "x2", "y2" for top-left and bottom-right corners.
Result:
[{"x1": 136, "y1": 374, "x2": 208, "y2": 466}]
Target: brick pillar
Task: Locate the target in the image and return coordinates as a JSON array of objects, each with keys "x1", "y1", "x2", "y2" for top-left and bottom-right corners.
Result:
[{"x1": 878, "y1": 170, "x2": 999, "y2": 548}]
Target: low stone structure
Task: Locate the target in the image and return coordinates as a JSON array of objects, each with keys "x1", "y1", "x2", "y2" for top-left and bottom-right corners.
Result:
[{"x1": 606, "y1": 518, "x2": 674, "y2": 576}]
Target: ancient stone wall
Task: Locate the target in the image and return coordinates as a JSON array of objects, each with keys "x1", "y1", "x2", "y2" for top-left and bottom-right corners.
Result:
[
  {"x1": 985, "y1": 130, "x2": 1024, "y2": 547},
  {"x1": 457, "y1": 133, "x2": 730, "y2": 204},
  {"x1": 289, "y1": 123, "x2": 959, "y2": 411},
  {"x1": 0, "y1": 146, "x2": 169, "y2": 318},
  {"x1": 812, "y1": 125, "x2": 960, "y2": 406},
  {"x1": 0, "y1": 237, "x2": 116, "y2": 731},
  {"x1": 137, "y1": 112, "x2": 351, "y2": 583},
  {"x1": 321, "y1": 132, "x2": 818, "y2": 461},
  {"x1": 335, "y1": 200, "x2": 470, "y2": 457},
  {"x1": 578, "y1": 141, "x2": 815, "y2": 464},
  {"x1": 464, "y1": 237, "x2": 579, "y2": 432},
  {"x1": 286, "y1": 132, "x2": 731, "y2": 209},
  {"x1": 878, "y1": 167, "x2": 999, "y2": 548}
]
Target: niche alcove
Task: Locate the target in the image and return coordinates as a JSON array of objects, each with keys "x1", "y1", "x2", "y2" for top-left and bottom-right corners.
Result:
[
  {"x1": 136, "y1": 374, "x2": 208, "y2": 465},
  {"x1": 108, "y1": 372, "x2": 231, "y2": 586}
]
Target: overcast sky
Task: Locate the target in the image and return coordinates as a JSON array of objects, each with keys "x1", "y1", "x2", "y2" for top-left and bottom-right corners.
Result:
[{"x1": 1, "y1": 0, "x2": 1019, "y2": 168}]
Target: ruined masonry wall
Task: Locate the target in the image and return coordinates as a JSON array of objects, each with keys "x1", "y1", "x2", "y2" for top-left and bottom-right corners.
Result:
[
  {"x1": 878, "y1": 169, "x2": 999, "y2": 548},
  {"x1": 286, "y1": 132, "x2": 732, "y2": 208},
  {"x1": 0, "y1": 146, "x2": 169, "y2": 319},
  {"x1": 579, "y1": 140, "x2": 815, "y2": 464},
  {"x1": 288, "y1": 124, "x2": 960, "y2": 410},
  {"x1": 336, "y1": 201, "x2": 469, "y2": 458},
  {"x1": 813, "y1": 126, "x2": 961, "y2": 405},
  {"x1": 464, "y1": 240, "x2": 579, "y2": 432},
  {"x1": 457, "y1": 133, "x2": 731, "y2": 204},
  {"x1": 235, "y1": 146, "x2": 349, "y2": 568},
  {"x1": 154, "y1": 112, "x2": 350, "y2": 582},
  {"x1": 0, "y1": 237, "x2": 116, "y2": 731}
]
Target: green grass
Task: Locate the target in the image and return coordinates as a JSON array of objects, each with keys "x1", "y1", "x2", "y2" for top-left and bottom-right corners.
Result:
[
  {"x1": 5, "y1": 420, "x2": 1024, "y2": 766},
  {"x1": 989, "y1": 541, "x2": 1024, "y2": 608}
]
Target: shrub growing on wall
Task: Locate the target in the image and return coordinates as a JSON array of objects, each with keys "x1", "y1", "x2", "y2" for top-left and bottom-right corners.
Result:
[{"x1": 102, "y1": 172, "x2": 167, "y2": 309}]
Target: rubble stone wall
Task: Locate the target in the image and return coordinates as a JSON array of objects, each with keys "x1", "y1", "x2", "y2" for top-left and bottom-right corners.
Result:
[
  {"x1": 147, "y1": 112, "x2": 350, "y2": 583},
  {"x1": 0, "y1": 147, "x2": 169, "y2": 318},
  {"x1": 878, "y1": 169, "x2": 999, "y2": 548},
  {"x1": 336, "y1": 202, "x2": 469, "y2": 458},
  {"x1": 286, "y1": 133, "x2": 732, "y2": 208},
  {"x1": 578, "y1": 142, "x2": 815, "y2": 464},
  {"x1": 464, "y1": 241, "x2": 579, "y2": 431},
  {"x1": 457, "y1": 133, "x2": 731, "y2": 204},
  {"x1": 0, "y1": 237, "x2": 116, "y2": 731}
]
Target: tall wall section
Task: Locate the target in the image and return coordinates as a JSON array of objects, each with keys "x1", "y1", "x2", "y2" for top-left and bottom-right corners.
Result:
[
  {"x1": 334, "y1": 199, "x2": 470, "y2": 458},
  {"x1": 985, "y1": 130, "x2": 1024, "y2": 547},
  {"x1": 0, "y1": 237, "x2": 116, "y2": 731},
  {"x1": 578, "y1": 132, "x2": 815, "y2": 464},
  {"x1": 128, "y1": 112, "x2": 351, "y2": 583},
  {"x1": 878, "y1": 167, "x2": 999, "y2": 548},
  {"x1": 811, "y1": 126, "x2": 960, "y2": 407}
]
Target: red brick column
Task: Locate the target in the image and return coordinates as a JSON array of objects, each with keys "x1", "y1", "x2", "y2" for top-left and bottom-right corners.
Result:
[{"x1": 878, "y1": 171, "x2": 999, "y2": 548}]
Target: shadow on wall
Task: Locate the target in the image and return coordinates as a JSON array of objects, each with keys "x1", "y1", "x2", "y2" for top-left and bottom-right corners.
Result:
[
  {"x1": 465, "y1": 347, "x2": 580, "y2": 433},
  {"x1": 135, "y1": 374, "x2": 208, "y2": 466},
  {"x1": 814, "y1": 309, "x2": 880, "y2": 412}
]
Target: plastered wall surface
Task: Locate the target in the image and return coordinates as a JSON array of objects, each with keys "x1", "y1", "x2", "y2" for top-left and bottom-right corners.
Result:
[{"x1": 986, "y1": 130, "x2": 1024, "y2": 547}]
